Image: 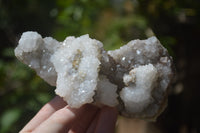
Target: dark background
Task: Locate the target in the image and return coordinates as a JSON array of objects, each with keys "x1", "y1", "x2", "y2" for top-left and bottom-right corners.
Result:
[{"x1": 0, "y1": 0, "x2": 200, "y2": 133}]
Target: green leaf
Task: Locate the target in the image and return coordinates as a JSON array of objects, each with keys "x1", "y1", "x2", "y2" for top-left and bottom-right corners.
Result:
[
  {"x1": 2, "y1": 48, "x2": 15, "y2": 58},
  {"x1": 0, "y1": 108, "x2": 21, "y2": 132}
]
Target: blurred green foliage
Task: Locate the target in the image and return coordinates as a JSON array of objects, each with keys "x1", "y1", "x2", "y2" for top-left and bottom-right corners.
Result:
[{"x1": 0, "y1": 0, "x2": 200, "y2": 132}]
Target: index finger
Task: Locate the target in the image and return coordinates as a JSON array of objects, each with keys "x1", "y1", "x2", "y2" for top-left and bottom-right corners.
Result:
[{"x1": 20, "y1": 96, "x2": 67, "y2": 133}]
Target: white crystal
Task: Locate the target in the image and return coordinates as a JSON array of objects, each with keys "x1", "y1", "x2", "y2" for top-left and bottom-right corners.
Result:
[
  {"x1": 51, "y1": 34, "x2": 103, "y2": 108},
  {"x1": 107, "y1": 36, "x2": 173, "y2": 119},
  {"x1": 121, "y1": 57, "x2": 126, "y2": 61},
  {"x1": 95, "y1": 75, "x2": 118, "y2": 107},
  {"x1": 136, "y1": 50, "x2": 141, "y2": 55},
  {"x1": 15, "y1": 31, "x2": 60, "y2": 86},
  {"x1": 120, "y1": 64, "x2": 158, "y2": 113},
  {"x1": 15, "y1": 32, "x2": 174, "y2": 120}
]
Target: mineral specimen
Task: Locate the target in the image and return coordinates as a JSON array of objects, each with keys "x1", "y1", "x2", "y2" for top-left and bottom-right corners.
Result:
[{"x1": 15, "y1": 31, "x2": 174, "y2": 121}]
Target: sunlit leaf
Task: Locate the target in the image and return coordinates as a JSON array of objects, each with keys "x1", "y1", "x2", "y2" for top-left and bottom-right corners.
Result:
[{"x1": 0, "y1": 108, "x2": 21, "y2": 133}]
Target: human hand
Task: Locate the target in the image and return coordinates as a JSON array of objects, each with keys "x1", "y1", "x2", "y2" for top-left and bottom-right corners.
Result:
[{"x1": 20, "y1": 96, "x2": 118, "y2": 133}]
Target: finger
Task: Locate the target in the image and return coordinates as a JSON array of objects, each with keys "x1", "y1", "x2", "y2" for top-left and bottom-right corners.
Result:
[
  {"x1": 69, "y1": 104, "x2": 99, "y2": 133},
  {"x1": 33, "y1": 104, "x2": 91, "y2": 133},
  {"x1": 20, "y1": 96, "x2": 67, "y2": 132},
  {"x1": 86, "y1": 110, "x2": 101, "y2": 133},
  {"x1": 95, "y1": 106, "x2": 118, "y2": 133}
]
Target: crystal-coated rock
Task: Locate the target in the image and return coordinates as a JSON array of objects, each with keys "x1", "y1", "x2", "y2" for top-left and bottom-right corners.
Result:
[{"x1": 15, "y1": 31, "x2": 174, "y2": 121}]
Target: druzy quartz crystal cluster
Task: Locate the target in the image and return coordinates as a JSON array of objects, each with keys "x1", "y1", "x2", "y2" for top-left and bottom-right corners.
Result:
[{"x1": 15, "y1": 31, "x2": 174, "y2": 121}]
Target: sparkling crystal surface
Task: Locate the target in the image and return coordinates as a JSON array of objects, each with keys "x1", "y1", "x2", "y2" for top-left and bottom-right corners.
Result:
[{"x1": 15, "y1": 31, "x2": 174, "y2": 120}]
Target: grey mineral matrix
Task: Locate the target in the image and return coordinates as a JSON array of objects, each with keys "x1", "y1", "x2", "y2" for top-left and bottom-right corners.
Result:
[{"x1": 15, "y1": 31, "x2": 174, "y2": 121}]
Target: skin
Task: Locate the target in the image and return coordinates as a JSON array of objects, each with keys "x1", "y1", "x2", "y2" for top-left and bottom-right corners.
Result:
[{"x1": 20, "y1": 96, "x2": 118, "y2": 133}]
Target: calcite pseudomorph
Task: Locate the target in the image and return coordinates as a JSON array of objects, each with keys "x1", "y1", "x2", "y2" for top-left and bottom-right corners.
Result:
[{"x1": 15, "y1": 31, "x2": 174, "y2": 121}]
